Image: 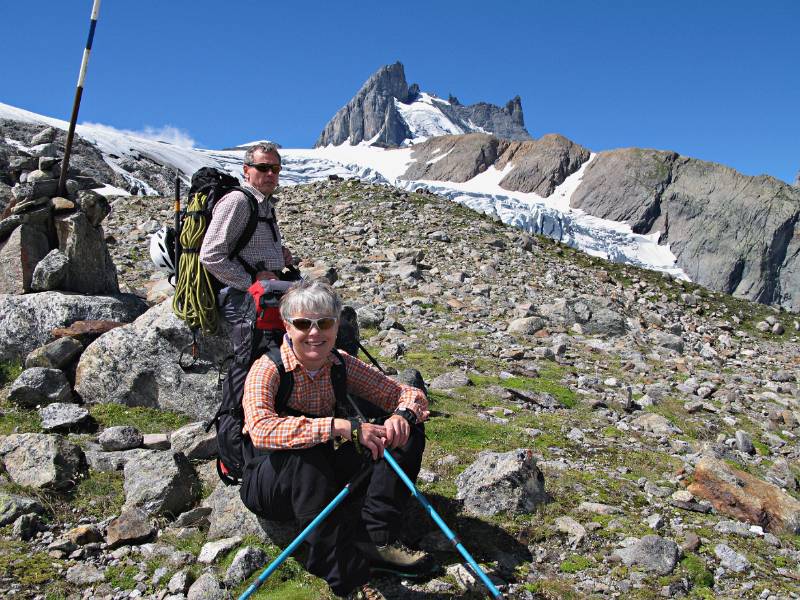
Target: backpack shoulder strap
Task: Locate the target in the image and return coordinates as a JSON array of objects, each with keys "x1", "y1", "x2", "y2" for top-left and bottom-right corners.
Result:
[
  {"x1": 226, "y1": 188, "x2": 259, "y2": 258},
  {"x1": 329, "y1": 348, "x2": 348, "y2": 408},
  {"x1": 226, "y1": 187, "x2": 260, "y2": 279},
  {"x1": 265, "y1": 344, "x2": 294, "y2": 415}
]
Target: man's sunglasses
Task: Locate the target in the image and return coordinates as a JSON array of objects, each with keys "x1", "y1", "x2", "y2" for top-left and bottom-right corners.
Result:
[
  {"x1": 287, "y1": 316, "x2": 338, "y2": 331},
  {"x1": 246, "y1": 162, "x2": 282, "y2": 174}
]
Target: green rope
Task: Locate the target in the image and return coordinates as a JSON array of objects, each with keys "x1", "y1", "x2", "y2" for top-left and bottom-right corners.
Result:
[{"x1": 173, "y1": 193, "x2": 219, "y2": 334}]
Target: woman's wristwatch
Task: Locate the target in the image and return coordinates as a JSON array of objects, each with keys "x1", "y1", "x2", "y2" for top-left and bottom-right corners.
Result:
[{"x1": 393, "y1": 408, "x2": 418, "y2": 426}]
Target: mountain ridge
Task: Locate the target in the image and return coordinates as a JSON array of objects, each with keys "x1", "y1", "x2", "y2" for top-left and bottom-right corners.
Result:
[{"x1": 314, "y1": 62, "x2": 531, "y2": 147}]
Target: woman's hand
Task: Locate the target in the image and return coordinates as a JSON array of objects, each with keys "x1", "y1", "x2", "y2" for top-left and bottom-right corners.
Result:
[
  {"x1": 383, "y1": 414, "x2": 410, "y2": 449},
  {"x1": 358, "y1": 422, "x2": 387, "y2": 460}
]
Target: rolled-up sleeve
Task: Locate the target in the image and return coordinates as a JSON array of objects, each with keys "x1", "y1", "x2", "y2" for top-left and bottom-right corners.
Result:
[{"x1": 343, "y1": 353, "x2": 428, "y2": 421}]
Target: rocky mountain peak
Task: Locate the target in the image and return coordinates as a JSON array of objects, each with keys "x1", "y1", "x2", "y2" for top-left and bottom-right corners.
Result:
[{"x1": 315, "y1": 62, "x2": 531, "y2": 147}]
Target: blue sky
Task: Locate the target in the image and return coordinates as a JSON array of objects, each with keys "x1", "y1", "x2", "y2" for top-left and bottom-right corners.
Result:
[{"x1": 1, "y1": 0, "x2": 798, "y2": 183}]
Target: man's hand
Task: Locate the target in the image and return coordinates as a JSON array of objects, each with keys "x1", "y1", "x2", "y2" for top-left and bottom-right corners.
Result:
[
  {"x1": 255, "y1": 270, "x2": 278, "y2": 280},
  {"x1": 384, "y1": 414, "x2": 411, "y2": 449},
  {"x1": 282, "y1": 246, "x2": 294, "y2": 266}
]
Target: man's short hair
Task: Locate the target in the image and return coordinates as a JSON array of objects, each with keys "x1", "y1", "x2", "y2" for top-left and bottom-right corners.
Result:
[
  {"x1": 245, "y1": 143, "x2": 281, "y2": 165},
  {"x1": 280, "y1": 279, "x2": 342, "y2": 321}
]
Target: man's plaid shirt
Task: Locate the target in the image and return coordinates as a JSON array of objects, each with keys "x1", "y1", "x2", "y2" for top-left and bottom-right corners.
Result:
[
  {"x1": 199, "y1": 182, "x2": 285, "y2": 291},
  {"x1": 243, "y1": 340, "x2": 428, "y2": 450}
]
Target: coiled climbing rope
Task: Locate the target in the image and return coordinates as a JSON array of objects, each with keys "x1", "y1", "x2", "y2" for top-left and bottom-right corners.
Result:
[{"x1": 172, "y1": 193, "x2": 219, "y2": 333}]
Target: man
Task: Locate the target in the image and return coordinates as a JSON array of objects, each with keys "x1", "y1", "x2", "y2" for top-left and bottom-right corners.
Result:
[
  {"x1": 200, "y1": 142, "x2": 292, "y2": 294},
  {"x1": 240, "y1": 280, "x2": 434, "y2": 600},
  {"x1": 200, "y1": 144, "x2": 294, "y2": 481}
]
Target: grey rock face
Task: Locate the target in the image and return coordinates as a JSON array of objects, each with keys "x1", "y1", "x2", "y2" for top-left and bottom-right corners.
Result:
[
  {"x1": 75, "y1": 189, "x2": 111, "y2": 226},
  {"x1": 316, "y1": 62, "x2": 411, "y2": 147},
  {"x1": 714, "y1": 543, "x2": 750, "y2": 573},
  {"x1": 8, "y1": 367, "x2": 72, "y2": 407},
  {"x1": 39, "y1": 402, "x2": 90, "y2": 431},
  {"x1": 54, "y1": 211, "x2": 119, "y2": 294},
  {"x1": 571, "y1": 149, "x2": 800, "y2": 311},
  {"x1": 438, "y1": 95, "x2": 531, "y2": 142},
  {"x1": 122, "y1": 450, "x2": 200, "y2": 517},
  {"x1": 429, "y1": 370, "x2": 471, "y2": 390},
  {"x1": 403, "y1": 134, "x2": 503, "y2": 183},
  {"x1": 507, "y1": 316, "x2": 546, "y2": 335},
  {"x1": 186, "y1": 571, "x2": 225, "y2": 600},
  {"x1": 30, "y1": 248, "x2": 70, "y2": 291},
  {"x1": 25, "y1": 336, "x2": 83, "y2": 369},
  {"x1": 106, "y1": 507, "x2": 155, "y2": 548},
  {"x1": 0, "y1": 290, "x2": 147, "y2": 362},
  {"x1": 612, "y1": 535, "x2": 679, "y2": 575},
  {"x1": 171, "y1": 422, "x2": 217, "y2": 460},
  {"x1": 0, "y1": 491, "x2": 44, "y2": 526},
  {"x1": 203, "y1": 482, "x2": 296, "y2": 546},
  {"x1": 0, "y1": 223, "x2": 50, "y2": 294},
  {"x1": 539, "y1": 296, "x2": 628, "y2": 336},
  {"x1": 65, "y1": 563, "x2": 104, "y2": 585},
  {"x1": 455, "y1": 448, "x2": 547, "y2": 516},
  {"x1": 225, "y1": 546, "x2": 267, "y2": 587},
  {"x1": 315, "y1": 62, "x2": 531, "y2": 147},
  {"x1": 0, "y1": 433, "x2": 86, "y2": 490},
  {"x1": 496, "y1": 134, "x2": 591, "y2": 196},
  {"x1": 75, "y1": 301, "x2": 230, "y2": 418},
  {"x1": 99, "y1": 425, "x2": 144, "y2": 451}
]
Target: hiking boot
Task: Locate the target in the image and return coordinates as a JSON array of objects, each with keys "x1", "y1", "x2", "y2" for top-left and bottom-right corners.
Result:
[
  {"x1": 355, "y1": 540, "x2": 436, "y2": 579},
  {"x1": 343, "y1": 583, "x2": 387, "y2": 600}
]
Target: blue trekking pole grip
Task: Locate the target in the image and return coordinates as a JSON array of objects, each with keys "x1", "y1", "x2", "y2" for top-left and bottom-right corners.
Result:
[{"x1": 238, "y1": 464, "x2": 373, "y2": 600}]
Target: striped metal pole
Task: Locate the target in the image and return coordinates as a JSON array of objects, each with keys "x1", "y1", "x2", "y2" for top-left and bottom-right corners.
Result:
[{"x1": 57, "y1": 0, "x2": 102, "y2": 197}]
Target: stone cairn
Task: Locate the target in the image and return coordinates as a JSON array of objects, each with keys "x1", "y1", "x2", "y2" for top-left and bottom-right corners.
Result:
[{"x1": 0, "y1": 126, "x2": 118, "y2": 296}]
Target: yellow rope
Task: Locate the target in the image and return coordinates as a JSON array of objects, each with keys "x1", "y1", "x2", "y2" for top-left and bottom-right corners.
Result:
[{"x1": 173, "y1": 192, "x2": 219, "y2": 333}]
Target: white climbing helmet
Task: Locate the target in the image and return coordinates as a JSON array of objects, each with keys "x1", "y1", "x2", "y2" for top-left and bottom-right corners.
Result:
[{"x1": 149, "y1": 226, "x2": 176, "y2": 273}]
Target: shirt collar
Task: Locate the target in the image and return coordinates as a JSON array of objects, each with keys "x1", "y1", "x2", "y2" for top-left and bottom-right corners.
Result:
[{"x1": 242, "y1": 182, "x2": 279, "y2": 206}]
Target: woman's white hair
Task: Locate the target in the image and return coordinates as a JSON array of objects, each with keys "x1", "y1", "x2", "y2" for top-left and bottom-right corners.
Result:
[{"x1": 280, "y1": 279, "x2": 342, "y2": 321}]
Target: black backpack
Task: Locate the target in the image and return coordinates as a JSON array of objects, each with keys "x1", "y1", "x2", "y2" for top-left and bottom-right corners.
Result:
[
  {"x1": 183, "y1": 167, "x2": 281, "y2": 285},
  {"x1": 209, "y1": 345, "x2": 349, "y2": 486}
]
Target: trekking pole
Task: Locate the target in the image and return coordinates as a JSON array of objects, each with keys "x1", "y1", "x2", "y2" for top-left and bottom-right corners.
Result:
[
  {"x1": 238, "y1": 462, "x2": 374, "y2": 600},
  {"x1": 346, "y1": 396, "x2": 503, "y2": 599},
  {"x1": 357, "y1": 341, "x2": 385, "y2": 374},
  {"x1": 58, "y1": 0, "x2": 102, "y2": 197}
]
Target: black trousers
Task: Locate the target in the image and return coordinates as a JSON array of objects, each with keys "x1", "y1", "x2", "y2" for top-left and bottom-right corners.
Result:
[{"x1": 239, "y1": 425, "x2": 426, "y2": 596}]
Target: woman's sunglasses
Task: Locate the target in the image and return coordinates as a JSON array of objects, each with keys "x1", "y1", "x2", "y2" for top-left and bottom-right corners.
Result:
[
  {"x1": 286, "y1": 317, "x2": 338, "y2": 331},
  {"x1": 246, "y1": 162, "x2": 282, "y2": 174}
]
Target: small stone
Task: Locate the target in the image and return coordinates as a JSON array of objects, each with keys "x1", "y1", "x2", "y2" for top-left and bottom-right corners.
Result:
[
  {"x1": 734, "y1": 430, "x2": 755, "y2": 454},
  {"x1": 714, "y1": 543, "x2": 750, "y2": 573},
  {"x1": 99, "y1": 425, "x2": 144, "y2": 451}
]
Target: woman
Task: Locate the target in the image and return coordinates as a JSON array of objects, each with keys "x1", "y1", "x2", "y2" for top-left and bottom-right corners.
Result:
[{"x1": 240, "y1": 279, "x2": 433, "y2": 599}]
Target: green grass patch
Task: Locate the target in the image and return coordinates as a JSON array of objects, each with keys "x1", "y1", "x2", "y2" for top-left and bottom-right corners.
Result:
[
  {"x1": 523, "y1": 578, "x2": 582, "y2": 599},
  {"x1": 0, "y1": 539, "x2": 71, "y2": 597},
  {"x1": 559, "y1": 553, "x2": 592, "y2": 573},
  {"x1": 160, "y1": 529, "x2": 206, "y2": 557},
  {"x1": 70, "y1": 470, "x2": 125, "y2": 520},
  {"x1": 0, "y1": 360, "x2": 22, "y2": 386},
  {"x1": 228, "y1": 540, "x2": 334, "y2": 600},
  {"x1": 680, "y1": 553, "x2": 714, "y2": 588},
  {"x1": 105, "y1": 563, "x2": 139, "y2": 590},
  {"x1": 89, "y1": 403, "x2": 191, "y2": 433},
  {"x1": 0, "y1": 403, "x2": 42, "y2": 435}
]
